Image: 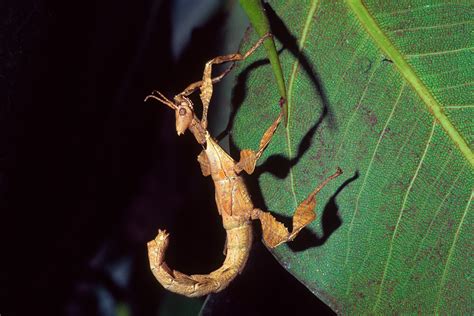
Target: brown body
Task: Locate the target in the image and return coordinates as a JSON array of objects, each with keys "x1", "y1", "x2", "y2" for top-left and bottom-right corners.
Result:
[
  {"x1": 146, "y1": 34, "x2": 343, "y2": 297},
  {"x1": 147, "y1": 125, "x2": 256, "y2": 296}
]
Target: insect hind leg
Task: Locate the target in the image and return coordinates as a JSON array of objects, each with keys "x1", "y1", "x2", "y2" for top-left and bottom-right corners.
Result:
[{"x1": 254, "y1": 168, "x2": 343, "y2": 248}]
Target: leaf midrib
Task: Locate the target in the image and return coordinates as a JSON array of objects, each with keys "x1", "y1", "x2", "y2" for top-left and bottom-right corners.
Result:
[
  {"x1": 347, "y1": 0, "x2": 474, "y2": 168},
  {"x1": 286, "y1": 0, "x2": 320, "y2": 206}
]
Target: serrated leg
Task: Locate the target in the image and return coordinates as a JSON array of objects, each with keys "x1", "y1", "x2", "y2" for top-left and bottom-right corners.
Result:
[
  {"x1": 253, "y1": 167, "x2": 343, "y2": 248},
  {"x1": 199, "y1": 33, "x2": 272, "y2": 129},
  {"x1": 179, "y1": 63, "x2": 235, "y2": 97},
  {"x1": 235, "y1": 109, "x2": 283, "y2": 174},
  {"x1": 197, "y1": 150, "x2": 211, "y2": 177}
]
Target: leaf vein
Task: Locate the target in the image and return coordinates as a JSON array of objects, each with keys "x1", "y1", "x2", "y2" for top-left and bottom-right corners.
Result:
[
  {"x1": 435, "y1": 189, "x2": 473, "y2": 313},
  {"x1": 406, "y1": 46, "x2": 474, "y2": 58},
  {"x1": 347, "y1": 0, "x2": 474, "y2": 167},
  {"x1": 344, "y1": 83, "x2": 405, "y2": 295},
  {"x1": 400, "y1": 155, "x2": 461, "y2": 292},
  {"x1": 331, "y1": 36, "x2": 369, "y2": 103},
  {"x1": 388, "y1": 20, "x2": 472, "y2": 33},
  {"x1": 395, "y1": 125, "x2": 417, "y2": 161},
  {"x1": 286, "y1": 0, "x2": 320, "y2": 206},
  {"x1": 381, "y1": 3, "x2": 457, "y2": 16},
  {"x1": 372, "y1": 119, "x2": 437, "y2": 311},
  {"x1": 334, "y1": 60, "x2": 382, "y2": 158},
  {"x1": 434, "y1": 81, "x2": 474, "y2": 92},
  {"x1": 445, "y1": 105, "x2": 474, "y2": 109}
]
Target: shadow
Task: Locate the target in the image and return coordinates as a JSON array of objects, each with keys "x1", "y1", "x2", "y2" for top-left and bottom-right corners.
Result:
[
  {"x1": 256, "y1": 104, "x2": 326, "y2": 180},
  {"x1": 201, "y1": 241, "x2": 336, "y2": 315},
  {"x1": 220, "y1": 58, "x2": 270, "y2": 138},
  {"x1": 220, "y1": 3, "x2": 351, "y2": 251},
  {"x1": 288, "y1": 171, "x2": 359, "y2": 251},
  {"x1": 264, "y1": 2, "x2": 336, "y2": 129},
  {"x1": 230, "y1": 115, "x2": 358, "y2": 252},
  {"x1": 223, "y1": 1, "x2": 334, "y2": 141}
]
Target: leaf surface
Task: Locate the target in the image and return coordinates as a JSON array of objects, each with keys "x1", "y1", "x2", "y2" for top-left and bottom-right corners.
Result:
[
  {"x1": 232, "y1": 0, "x2": 473, "y2": 313},
  {"x1": 239, "y1": 0, "x2": 289, "y2": 123}
]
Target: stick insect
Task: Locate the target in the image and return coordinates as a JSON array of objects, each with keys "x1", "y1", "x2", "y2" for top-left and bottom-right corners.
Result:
[{"x1": 145, "y1": 33, "x2": 343, "y2": 297}]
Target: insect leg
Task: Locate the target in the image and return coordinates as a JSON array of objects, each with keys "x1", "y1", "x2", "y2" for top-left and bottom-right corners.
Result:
[
  {"x1": 254, "y1": 168, "x2": 343, "y2": 248},
  {"x1": 179, "y1": 63, "x2": 235, "y2": 97},
  {"x1": 199, "y1": 33, "x2": 272, "y2": 129},
  {"x1": 234, "y1": 109, "x2": 283, "y2": 174}
]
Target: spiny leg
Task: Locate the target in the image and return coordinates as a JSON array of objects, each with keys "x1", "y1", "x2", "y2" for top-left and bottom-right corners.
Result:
[
  {"x1": 254, "y1": 167, "x2": 343, "y2": 248},
  {"x1": 146, "y1": 64, "x2": 236, "y2": 109},
  {"x1": 179, "y1": 63, "x2": 235, "y2": 97},
  {"x1": 235, "y1": 105, "x2": 283, "y2": 174},
  {"x1": 200, "y1": 33, "x2": 272, "y2": 129}
]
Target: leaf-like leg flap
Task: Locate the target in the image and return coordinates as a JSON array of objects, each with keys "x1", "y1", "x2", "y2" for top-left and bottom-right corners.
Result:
[
  {"x1": 256, "y1": 209, "x2": 290, "y2": 249},
  {"x1": 197, "y1": 150, "x2": 211, "y2": 176},
  {"x1": 289, "y1": 167, "x2": 343, "y2": 240},
  {"x1": 180, "y1": 64, "x2": 234, "y2": 97},
  {"x1": 235, "y1": 111, "x2": 282, "y2": 175},
  {"x1": 173, "y1": 270, "x2": 197, "y2": 285},
  {"x1": 200, "y1": 63, "x2": 214, "y2": 130},
  {"x1": 235, "y1": 149, "x2": 257, "y2": 174},
  {"x1": 199, "y1": 33, "x2": 272, "y2": 130},
  {"x1": 255, "y1": 168, "x2": 343, "y2": 247},
  {"x1": 191, "y1": 274, "x2": 218, "y2": 284},
  {"x1": 289, "y1": 196, "x2": 316, "y2": 240},
  {"x1": 255, "y1": 110, "x2": 282, "y2": 160}
]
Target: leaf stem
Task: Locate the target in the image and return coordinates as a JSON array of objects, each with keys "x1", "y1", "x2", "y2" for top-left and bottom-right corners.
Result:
[
  {"x1": 347, "y1": 0, "x2": 474, "y2": 167},
  {"x1": 239, "y1": 0, "x2": 289, "y2": 126}
]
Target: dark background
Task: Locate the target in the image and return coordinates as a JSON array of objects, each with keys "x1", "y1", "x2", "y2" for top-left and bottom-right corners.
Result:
[{"x1": 0, "y1": 0, "x2": 334, "y2": 315}]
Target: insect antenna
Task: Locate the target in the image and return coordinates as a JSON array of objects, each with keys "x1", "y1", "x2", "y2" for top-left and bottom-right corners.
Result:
[{"x1": 144, "y1": 90, "x2": 176, "y2": 110}]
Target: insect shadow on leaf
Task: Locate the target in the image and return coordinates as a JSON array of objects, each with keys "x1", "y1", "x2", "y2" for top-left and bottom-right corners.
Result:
[
  {"x1": 288, "y1": 171, "x2": 359, "y2": 251},
  {"x1": 145, "y1": 32, "x2": 346, "y2": 297},
  {"x1": 221, "y1": 2, "x2": 335, "y2": 140},
  {"x1": 222, "y1": 3, "x2": 354, "y2": 251},
  {"x1": 264, "y1": 2, "x2": 335, "y2": 129}
]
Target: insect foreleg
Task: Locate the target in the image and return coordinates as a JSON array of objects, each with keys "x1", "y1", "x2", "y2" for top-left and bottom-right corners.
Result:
[
  {"x1": 199, "y1": 33, "x2": 273, "y2": 129},
  {"x1": 179, "y1": 63, "x2": 235, "y2": 97}
]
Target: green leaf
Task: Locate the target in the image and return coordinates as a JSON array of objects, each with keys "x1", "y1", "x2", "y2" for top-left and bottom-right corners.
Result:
[
  {"x1": 232, "y1": 0, "x2": 473, "y2": 313},
  {"x1": 239, "y1": 0, "x2": 288, "y2": 124}
]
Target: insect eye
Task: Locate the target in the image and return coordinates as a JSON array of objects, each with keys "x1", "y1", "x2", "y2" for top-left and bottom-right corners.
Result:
[{"x1": 175, "y1": 105, "x2": 193, "y2": 135}]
